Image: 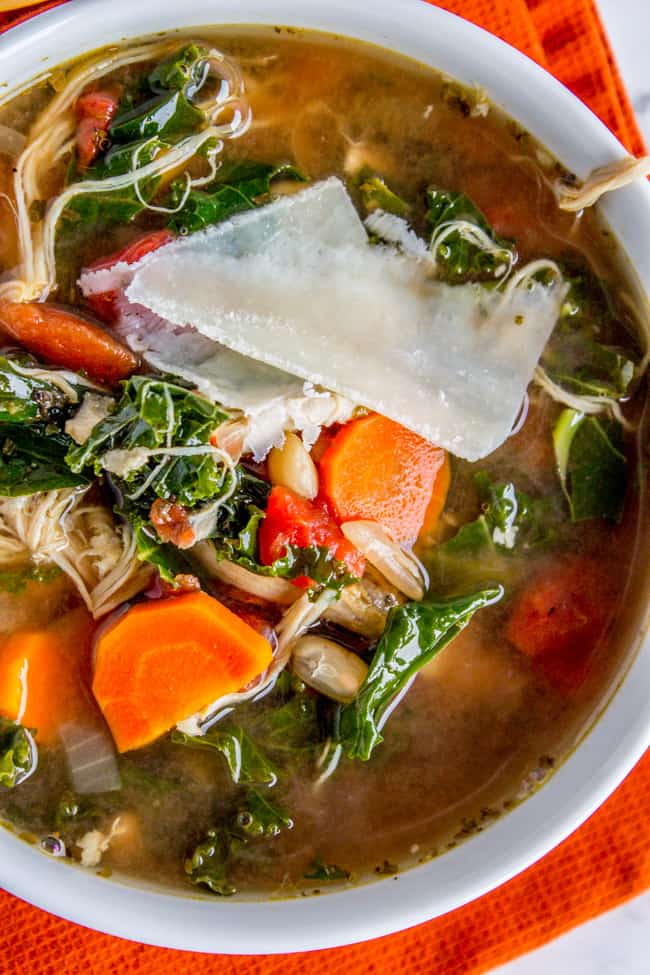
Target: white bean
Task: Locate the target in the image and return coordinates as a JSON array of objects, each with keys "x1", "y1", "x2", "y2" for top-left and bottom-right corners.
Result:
[
  {"x1": 267, "y1": 432, "x2": 319, "y2": 499},
  {"x1": 292, "y1": 636, "x2": 368, "y2": 703}
]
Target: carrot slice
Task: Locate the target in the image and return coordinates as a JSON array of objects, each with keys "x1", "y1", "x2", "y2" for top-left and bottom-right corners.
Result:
[
  {"x1": 0, "y1": 301, "x2": 138, "y2": 385},
  {"x1": 0, "y1": 607, "x2": 95, "y2": 744},
  {"x1": 506, "y1": 558, "x2": 613, "y2": 693},
  {"x1": 319, "y1": 414, "x2": 449, "y2": 542},
  {"x1": 92, "y1": 591, "x2": 273, "y2": 752}
]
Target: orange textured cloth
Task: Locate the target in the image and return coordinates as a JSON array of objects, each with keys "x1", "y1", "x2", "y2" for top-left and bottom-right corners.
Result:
[{"x1": 0, "y1": 1, "x2": 648, "y2": 973}]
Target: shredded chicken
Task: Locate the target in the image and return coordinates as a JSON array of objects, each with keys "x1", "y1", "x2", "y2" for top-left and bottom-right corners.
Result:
[
  {"x1": 556, "y1": 155, "x2": 650, "y2": 212},
  {"x1": 0, "y1": 489, "x2": 153, "y2": 617}
]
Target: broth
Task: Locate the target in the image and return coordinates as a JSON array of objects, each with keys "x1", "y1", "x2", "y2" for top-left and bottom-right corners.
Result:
[{"x1": 0, "y1": 28, "x2": 647, "y2": 898}]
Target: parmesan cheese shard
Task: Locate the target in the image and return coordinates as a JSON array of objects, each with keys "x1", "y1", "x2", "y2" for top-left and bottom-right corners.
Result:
[{"x1": 124, "y1": 178, "x2": 566, "y2": 461}]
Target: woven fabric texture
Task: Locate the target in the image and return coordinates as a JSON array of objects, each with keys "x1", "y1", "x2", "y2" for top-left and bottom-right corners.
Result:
[{"x1": 0, "y1": 1, "x2": 647, "y2": 972}]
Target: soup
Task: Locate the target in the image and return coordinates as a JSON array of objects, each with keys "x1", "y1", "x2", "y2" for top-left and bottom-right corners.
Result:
[{"x1": 0, "y1": 28, "x2": 647, "y2": 898}]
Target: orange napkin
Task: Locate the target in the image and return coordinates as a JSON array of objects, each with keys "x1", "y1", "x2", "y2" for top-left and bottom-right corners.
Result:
[{"x1": 0, "y1": 1, "x2": 648, "y2": 972}]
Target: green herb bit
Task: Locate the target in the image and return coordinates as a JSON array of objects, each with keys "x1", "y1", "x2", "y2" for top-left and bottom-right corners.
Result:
[{"x1": 304, "y1": 857, "x2": 351, "y2": 882}]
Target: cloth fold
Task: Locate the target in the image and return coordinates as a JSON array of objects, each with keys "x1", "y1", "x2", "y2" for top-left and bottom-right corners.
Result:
[{"x1": 0, "y1": 1, "x2": 647, "y2": 973}]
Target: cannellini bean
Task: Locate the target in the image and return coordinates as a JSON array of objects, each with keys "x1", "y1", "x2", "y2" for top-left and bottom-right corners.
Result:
[
  {"x1": 292, "y1": 636, "x2": 368, "y2": 703},
  {"x1": 341, "y1": 521, "x2": 425, "y2": 600},
  {"x1": 325, "y1": 576, "x2": 397, "y2": 639},
  {"x1": 267, "y1": 432, "x2": 319, "y2": 499}
]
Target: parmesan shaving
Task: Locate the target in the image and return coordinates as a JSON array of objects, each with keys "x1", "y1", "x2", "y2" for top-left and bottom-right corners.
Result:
[{"x1": 126, "y1": 178, "x2": 567, "y2": 461}]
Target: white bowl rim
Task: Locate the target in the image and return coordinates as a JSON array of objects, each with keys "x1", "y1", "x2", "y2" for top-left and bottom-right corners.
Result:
[{"x1": 0, "y1": 0, "x2": 649, "y2": 955}]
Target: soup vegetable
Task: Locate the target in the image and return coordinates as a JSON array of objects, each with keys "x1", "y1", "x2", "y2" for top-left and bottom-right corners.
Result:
[{"x1": 0, "y1": 30, "x2": 647, "y2": 897}]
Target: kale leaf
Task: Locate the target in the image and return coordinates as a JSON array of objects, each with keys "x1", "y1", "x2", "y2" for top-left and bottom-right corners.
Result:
[
  {"x1": 542, "y1": 269, "x2": 636, "y2": 400},
  {"x1": 0, "y1": 424, "x2": 89, "y2": 496},
  {"x1": 62, "y1": 136, "x2": 170, "y2": 228},
  {"x1": 109, "y1": 91, "x2": 204, "y2": 144},
  {"x1": 66, "y1": 375, "x2": 230, "y2": 506},
  {"x1": 185, "y1": 791, "x2": 292, "y2": 896},
  {"x1": 426, "y1": 188, "x2": 514, "y2": 283},
  {"x1": 148, "y1": 43, "x2": 210, "y2": 94},
  {"x1": 339, "y1": 586, "x2": 503, "y2": 760},
  {"x1": 0, "y1": 353, "x2": 74, "y2": 425},
  {"x1": 167, "y1": 161, "x2": 307, "y2": 234},
  {"x1": 234, "y1": 789, "x2": 293, "y2": 838},
  {"x1": 0, "y1": 717, "x2": 37, "y2": 789},
  {"x1": 553, "y1": 408, "x2": 626, "y2": 522},
  {"x1": 172, "y1": 725, "x2": 279, "y2": 787},
  {"x1": 427, "y1": 473, "x2": 554, "y2": 591},
  {"x1": 184, "y1": 827, "x2": 235, "y2": 896}
]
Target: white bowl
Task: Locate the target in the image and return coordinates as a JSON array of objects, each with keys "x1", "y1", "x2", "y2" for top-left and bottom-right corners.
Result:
[{"x1": 1, "y1": 0, "x2": 649, "y2": 954}]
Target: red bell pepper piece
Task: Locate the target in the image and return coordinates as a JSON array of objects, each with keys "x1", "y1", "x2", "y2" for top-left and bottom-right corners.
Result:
[{"x1": 258, "y1": 486, "x2": 365, "y2": 587}]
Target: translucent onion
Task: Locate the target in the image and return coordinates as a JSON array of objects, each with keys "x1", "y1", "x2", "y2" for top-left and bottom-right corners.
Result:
[{"x1": 59, "y1": 722, "x2": 121, "y2": 795}]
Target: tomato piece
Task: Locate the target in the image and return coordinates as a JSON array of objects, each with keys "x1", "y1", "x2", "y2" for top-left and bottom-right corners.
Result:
[
  {"x1": 258, "y1": 486, "x2": 365, "y2": 584},
  {"x1": 84, "y1": 230, "x2": 175, "y2": 322},
  {"x1": 75, "y1": 88, "x2": 121, "y2": 170},
  {"x1": 150, "y1": 498, "x2": 196, "y2": 550},
  {"x1": 506, "y1": 557, "x2": 614, "y2": 693}
]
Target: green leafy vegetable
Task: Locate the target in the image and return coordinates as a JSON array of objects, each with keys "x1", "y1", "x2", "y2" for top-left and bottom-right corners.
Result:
[
  {"x1": 542, "y1": 269, "x2": 636, "y2": 400},
  {"x1": 167, "y1": 161, "x2": 307, "y2": 234},
  {"x1": 553, "y1": 409, "x2": 626, "y2": 522},
  {"x1": 62, "y1": 136, "x2": 169, "y2": 228},
  {"x1": 0, "y1": 354, "x2": 73, "y2": 425},
  {"x1": 185, "y1": 791, "x2": 292, "y2": 896},
  {"x1": 172, "y1": 725, "x2": 279, "y2": 787},
  {"x1": 184, "y1": 827, "x2": 235, "y2": 896},
  {"x1": 428, "y1": 473, "x2": 554, "y2": 590},
  {"x1": 0, "y1": 424, "x2": 89, "y2": 496},
  {"x1": 66, "y1": 375, "x2": 230, "y2": 506},
  {"x1": 0, "y1": 717, "x2": 37, "y2": 789},
  {"x1": 235, "y1": 789, "x2": 293, "y2": 837},
  {"x1": 340, "y1": 586, "x2": 503, "y2": 760},
  {"x1": 109, "y1": 91, "x2": 205, "y2": 143},
  {"x1": 359, "y1": 176, "x2": 410, "y2": 217},
  {"x1": 148, "y1": 43, "x2": 210, "y2": 94},
  {"x1": 129, "y1": 515, "x2": 198, "y2": 584},
  {"x1": 426, "y1": 188, "x2": 514, "y2": 283}
]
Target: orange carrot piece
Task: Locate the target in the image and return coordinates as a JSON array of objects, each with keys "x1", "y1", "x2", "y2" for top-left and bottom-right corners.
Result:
[
  {"x1": 0, "y1": 301, "x2": 138, "y2": 385},
  {"x1": 419, "y1": 451, "x2": 451, "y2": 541},
  {"x1": 0, "y1": 607, "x2": 95, "y2": 744},
  {"x1": 319, "y1": 414, "x2": 449, "y2": 542},
  {"x1": 92, "y1": 591, "x2": 273, "y2": 753}
]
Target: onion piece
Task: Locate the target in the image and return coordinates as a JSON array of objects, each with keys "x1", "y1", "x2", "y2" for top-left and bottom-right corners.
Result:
[
  {"x1": 193, "y1": 541, "x2": 299, "y2": 606},
  {"x1": 341, "y1": 520, "x2": 425, "y2": 600},
  {"x1": 59, "y1": 721, "x2": 121, "y2": 795}
]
